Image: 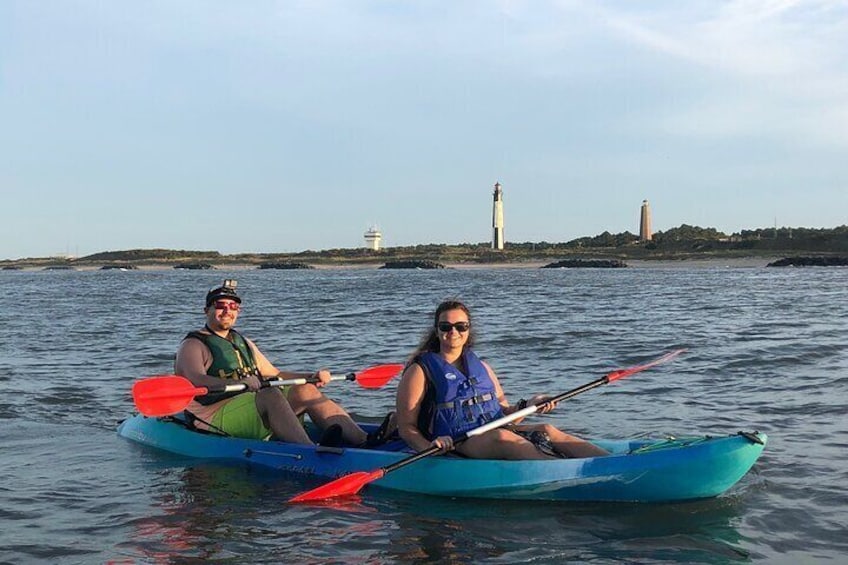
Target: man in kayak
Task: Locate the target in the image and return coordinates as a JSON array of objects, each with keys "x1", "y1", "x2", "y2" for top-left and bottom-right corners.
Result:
[
  {"x1": 175, "y1": 279, "x2": 383, "y2": 446},
  {"x1": 396, "y1": 299, "x2": 609, "y2": 459}
]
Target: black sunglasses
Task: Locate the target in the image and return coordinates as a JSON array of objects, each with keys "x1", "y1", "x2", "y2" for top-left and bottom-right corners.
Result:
[{"x1": 437, "y1": 321, "x2": 470, "y2": 333}]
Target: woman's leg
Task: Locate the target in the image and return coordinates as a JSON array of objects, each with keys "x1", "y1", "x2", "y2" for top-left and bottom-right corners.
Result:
[
  {"x1": 457, "y1": 428, "x2": 556, "y2": 460},
  {"x1": 530, "y1": 423, "x2": 609, "y2": 458}
]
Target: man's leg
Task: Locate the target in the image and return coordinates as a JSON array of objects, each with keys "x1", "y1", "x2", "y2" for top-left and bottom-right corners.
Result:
[
  {"x1": 287, "y1": 384, "x2": 368, "y2": 445},
  {"x1": 255, "y1": 388, "x2": 313, "y2": 444}
]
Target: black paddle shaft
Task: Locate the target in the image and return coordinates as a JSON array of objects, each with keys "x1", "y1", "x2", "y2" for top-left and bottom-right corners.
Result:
[{"x1": 549, "y1": 375, "x2": 609, "y2": 404}]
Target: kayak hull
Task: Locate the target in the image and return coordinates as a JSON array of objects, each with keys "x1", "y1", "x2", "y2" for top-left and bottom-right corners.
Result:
[{"x1": 117, "y1": 415, "x2": 766, "y2": 502}]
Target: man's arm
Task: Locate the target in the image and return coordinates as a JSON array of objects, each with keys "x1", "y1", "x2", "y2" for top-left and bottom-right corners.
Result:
[
  {"x1": 245, "y1": 339, "x2": 282, "y2": 378},
  {"x1": 246, "y1": 339, "x2": 330, "y2": 385},
  {"x1": 174, "y1": 338, "x2": 229, "y2": 389}
]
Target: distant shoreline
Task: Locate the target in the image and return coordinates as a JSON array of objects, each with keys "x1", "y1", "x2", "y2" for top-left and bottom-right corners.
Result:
[
  {"x1": 4, "y1": 224, "x2": 846, "y2": 269},
  {"x1": 2, "y1": 256, "x2": 779, "y2": 271}
]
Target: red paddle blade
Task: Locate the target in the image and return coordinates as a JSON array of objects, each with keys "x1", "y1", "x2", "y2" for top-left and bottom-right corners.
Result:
[
  {"x1": 132, "y1": 375, "x2": 205, "y2": 417},
  {"x1": 289, "y1": 469, "x2": 386, "y2": 503},
  {"x1": 354, "y1": 364, "x2": 405, "y2": 389},
  {"x1": 606, "y1": 349, "x2": 686, "y2": 383}
]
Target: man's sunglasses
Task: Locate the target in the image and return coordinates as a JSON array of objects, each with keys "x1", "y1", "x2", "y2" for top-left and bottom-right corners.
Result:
[
  {"x1": 437, "y1": 321, "x2": 470, "y2": 333},
  {"x1": 213, "y1": 301, "x2": 241, "y2": 311}
]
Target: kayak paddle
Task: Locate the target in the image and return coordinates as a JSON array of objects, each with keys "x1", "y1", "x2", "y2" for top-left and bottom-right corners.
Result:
[
  {"x1": 288, "y1": 349, "x2": 685, "y2": 503},
  {"x1": 132, "y1": 363, "x2": 405, "y2": 418}
]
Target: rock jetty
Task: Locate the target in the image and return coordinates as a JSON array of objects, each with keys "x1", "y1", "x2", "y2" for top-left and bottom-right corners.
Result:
[
  {"x1": 380, "y1": 260, "x2": 446, "y2": 269},
  {"x1": 258, "y1": 262, "x2": 314, "y2": 270},
  {"x1": 173, "y1": 263, "x2": 214, "y2": 270},
  {"x1": 767, "y1": 256, "x2": 848, "y2": 267},
  {"x1": 541, "y1": 259, "x2": 627, "y2": 268}
]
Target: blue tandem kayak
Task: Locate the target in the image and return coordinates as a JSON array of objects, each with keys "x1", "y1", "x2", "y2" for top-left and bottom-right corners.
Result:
[{"x1": 117, "y1": 414, "x2": 766, "y2": 502}]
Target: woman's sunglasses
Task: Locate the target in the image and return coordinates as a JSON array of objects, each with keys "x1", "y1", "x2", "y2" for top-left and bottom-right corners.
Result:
[{"x1": 437, "y1": 321, "x2": 470, "y2": 333}]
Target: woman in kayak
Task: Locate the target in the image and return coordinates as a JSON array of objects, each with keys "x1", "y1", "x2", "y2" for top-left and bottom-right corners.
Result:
[{"x1": 396, "y1": 299, "x2": 609, "y2": 459}]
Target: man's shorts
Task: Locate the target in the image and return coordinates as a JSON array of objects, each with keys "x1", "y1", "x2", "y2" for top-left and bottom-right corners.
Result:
[{"x1": 210, "y1": 392, "x2": 271, "y2": 439}]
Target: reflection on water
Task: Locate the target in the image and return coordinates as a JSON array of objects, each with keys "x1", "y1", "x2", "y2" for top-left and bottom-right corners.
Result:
[
  {"x1": 368, "y1": 489, "x2": 760, "y2": 563},
  {"x1": 118, "y1": 457, "x2": 764, "y2": 563},
  {"x1": 123, "y1": 466, "x2": 267, "y2": 562}
]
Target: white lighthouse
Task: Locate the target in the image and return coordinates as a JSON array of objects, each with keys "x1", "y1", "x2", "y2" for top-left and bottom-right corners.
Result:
[
  {"x1": 364, "y1": 226, "x2": 382, "y2": 250},
  {"x1": 492, "y1": 182, "x2": 504, "y2": 250}
]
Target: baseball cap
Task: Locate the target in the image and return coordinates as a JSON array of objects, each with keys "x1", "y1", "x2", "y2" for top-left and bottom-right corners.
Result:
[{"x1": 205, "y1": 279, "x2": 242, "y2": 307}]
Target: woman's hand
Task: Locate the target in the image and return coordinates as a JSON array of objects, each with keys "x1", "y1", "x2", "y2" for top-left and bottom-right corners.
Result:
[
  {"x1": 528, "y1": 394, "x2": 556, "y2": 414},
  {"x1": 431, "y1": 435, "x2": 454, "y2": 454}
]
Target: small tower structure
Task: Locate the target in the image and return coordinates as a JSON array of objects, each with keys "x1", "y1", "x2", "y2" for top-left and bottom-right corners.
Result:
[
  {"x1": 639, "y1": 200, "x2": 653, "y2": 242},
  {"x1": 364, "y1": 226, "x2": 382, "y2": 251},
  {"x1": 492, "y1": 182, "x2": 504, "y2": 250}
]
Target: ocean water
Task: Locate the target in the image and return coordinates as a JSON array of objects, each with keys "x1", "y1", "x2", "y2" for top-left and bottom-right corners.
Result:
[{"x1": 1, "y1": 266, "x2": 846, "y2": 563}]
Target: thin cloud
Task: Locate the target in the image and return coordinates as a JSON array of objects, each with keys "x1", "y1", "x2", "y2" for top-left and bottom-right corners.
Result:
[{"x1": 546, "y1": 1, "x2": 848, "y2": 148}]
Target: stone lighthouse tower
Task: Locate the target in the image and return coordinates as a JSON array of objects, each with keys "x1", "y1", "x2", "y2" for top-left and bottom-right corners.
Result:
[
  {"x1": 639, "y1": 200, "x2": 653, "y2": 242},
  {"x1": 492, "y1": 182, "x2": 504, "y2": 250}
]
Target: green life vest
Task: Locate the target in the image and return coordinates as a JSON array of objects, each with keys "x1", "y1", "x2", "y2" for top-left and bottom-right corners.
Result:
[{"x1": 184, "y1": 328, "x2": 259, "y2": 406}]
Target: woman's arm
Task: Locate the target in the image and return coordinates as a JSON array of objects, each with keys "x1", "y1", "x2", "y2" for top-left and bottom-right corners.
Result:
[
  {"x1": 396, "y1": 363, "x2": 443, "y2": 452},
  {"x1": 485, "y1": 361, "x2": 547, "y2": 419},
  {"x1": 485, "y1": 361, "x2": 518, "y2": 415}
]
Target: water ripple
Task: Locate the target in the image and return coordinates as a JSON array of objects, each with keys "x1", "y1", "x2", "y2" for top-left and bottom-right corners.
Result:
[{"x1": 1, "y1": 267, "x2": 846, "y2": 562}]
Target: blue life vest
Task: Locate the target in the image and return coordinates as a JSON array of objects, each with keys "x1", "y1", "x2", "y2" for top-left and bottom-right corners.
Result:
[{"x1": 416, "y1": 350, "x2": 504, "y2": 438}]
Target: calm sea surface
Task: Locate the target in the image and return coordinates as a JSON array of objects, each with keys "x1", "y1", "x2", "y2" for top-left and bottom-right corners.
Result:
[{"x1": 2, "y1": 266, "x2": 846, "y2": 563}]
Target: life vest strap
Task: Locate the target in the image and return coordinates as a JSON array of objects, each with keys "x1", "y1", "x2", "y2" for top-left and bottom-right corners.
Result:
[{"x1": 436, "y1": 392, "x2": 494, "y2": 410}]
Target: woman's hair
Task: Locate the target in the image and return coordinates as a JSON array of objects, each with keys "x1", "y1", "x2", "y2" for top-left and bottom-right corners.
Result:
[{"x1": 408, "y1": 299, "x2": 476, "y2": 361}]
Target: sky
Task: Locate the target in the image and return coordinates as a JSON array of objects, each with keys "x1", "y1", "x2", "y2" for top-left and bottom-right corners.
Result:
[{"x1": 1, "y1": 1, "x2": 847, "y2": 260}]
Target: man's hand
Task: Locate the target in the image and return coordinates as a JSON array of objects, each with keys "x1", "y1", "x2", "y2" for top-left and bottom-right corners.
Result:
[
  {"x1": 240, "y1": 375, "x2": 263, "y2": 391},
  {"x1": 312, "y1": 369, "x2": 332, "y2": 387}
]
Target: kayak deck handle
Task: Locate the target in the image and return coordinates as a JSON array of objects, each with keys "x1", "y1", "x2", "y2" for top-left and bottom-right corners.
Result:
[{"x1": 737, "y1": 431, "x2": 765, "y2": 445}]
